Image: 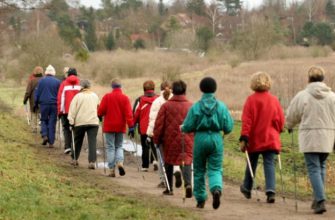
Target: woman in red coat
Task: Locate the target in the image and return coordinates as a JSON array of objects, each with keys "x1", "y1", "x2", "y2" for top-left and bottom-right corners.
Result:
[
  {"x1": 239, "y1": 72, "x2": 285, "y2": 203},
  {"x1": 153, "y1": 80, "x2": 194, "y2": 196}
]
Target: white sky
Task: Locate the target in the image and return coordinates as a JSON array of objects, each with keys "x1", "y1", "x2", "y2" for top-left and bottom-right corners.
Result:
[{"x1": 80, "y1": 0, "x2": 302, "y2": 8}]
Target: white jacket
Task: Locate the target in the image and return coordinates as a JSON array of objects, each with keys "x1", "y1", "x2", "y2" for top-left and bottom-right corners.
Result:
[
  {"x1": 68, "y1": 89, "x2": 100, "y2": 127},
  {"x1": 286, "y1": 82, "x2": 335, "y2": 153},
  {"x1": 146, "y1": 91, "x2": 173, "y2": 137}
]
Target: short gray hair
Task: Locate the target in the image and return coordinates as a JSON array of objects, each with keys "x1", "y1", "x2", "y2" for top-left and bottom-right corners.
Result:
[{"x1": 80, "y1": 79, "x2": 91, "y2": 89}]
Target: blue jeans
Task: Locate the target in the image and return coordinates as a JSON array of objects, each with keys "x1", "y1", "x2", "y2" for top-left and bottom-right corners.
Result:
[
  {"x1": 304, "y1": 153, "x2": 329, "y2": 202},
  {"x1": 242, "y1": 151, "x2": 276, "y2": 194},
  {"x1": 40, "y1": 104, "x2": 57, "y2": 145},
  {"x1": 105, "y1": 133, "x2": 124, "y2": 169}
]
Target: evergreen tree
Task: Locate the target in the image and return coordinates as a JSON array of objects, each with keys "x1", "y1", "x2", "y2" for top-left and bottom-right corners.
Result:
[
  {"x1": 224, "y1": 0, "x2": 242, "y2": 16},
  {"x1": 80, "y1": 7, "x2": 98, "y2": 51},
  {"x1": 105, "y1": 32, "x2": 115, "y2": 50},
  {"x1": 187, "y1": 0, "x2": 205, "y2": 16},
  {"x1": 158, "y1": 0, "x2": 165, "y2": 16},
  {"x1": 326, "y1": 0, "x2": 335, "y2": 21}
]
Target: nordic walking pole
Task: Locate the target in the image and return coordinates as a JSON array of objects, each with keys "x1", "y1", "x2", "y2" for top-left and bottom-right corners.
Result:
[
  {"x1": 58, "y1": 119, "x2": 62, "y2": 149},
  {"x1": 181, "y1": 133, "x2": 186, "y2": 203},
  {"x1": 71, "y1": 128, "x2": 77, "y2": 167},
  {"x1": 278, "y1": 154, "x2": 286, "y2": 202},
  {"x1": 156, "y1": 144, "x2": 171, "y2": 192},
  {"x1": 291, "y1": 130, "x2": 298, "y2": 212},
  {"x1": 24, "y1": 104, "x2": 30, "y2": 125},
  {"x1": 101, "y1": 126, "x2": 106, "y2": 175},
  {"x1": 245, "y1": 149, "x2": 260, "y2": 202},
  {"x1": 131, "y1": 136, "x2": 145, "y2": 180}
]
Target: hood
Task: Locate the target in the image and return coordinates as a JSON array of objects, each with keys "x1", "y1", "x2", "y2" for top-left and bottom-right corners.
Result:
[
  {"x1": 306, "y1": 82, "x2": 331, "y2": 99},
  {"x1": 66, "y1": 75, "x2": 79, "y2": 85},
  {"x1": 199, "y1": 93, "x2": 217, "y2": 116},
  {"x1": 141, "y1": 94, "x2": 156, "y2": 105}
]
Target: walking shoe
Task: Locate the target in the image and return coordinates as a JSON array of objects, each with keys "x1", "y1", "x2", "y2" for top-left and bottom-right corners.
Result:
[
  {"x1": 153, "y1": 161, "x2": 158, "y2": 171},
  {"x1": 64, "y1": 148, "x2": 71, "y2": 154},
  {"x1": 240, "y1": 185, "x2": 251, "y2": 199},
  {"x1": 70, "y1": 160, "x2": 78, "y2": 167},
  {"x1": 174, "y1": 171, "x2": 182, "y2": 188},
  {"x1": 196, "y1": 201, "x2": 205, "y2": 209},
  {"x1": 157, "y1": 181, "x2": 166, "y2": 188},
  {"x1": 212, "y1": 190, "x2": 221, "y2": 209},
  {"x1": 117, "y1": 162, "x2": 126, "y2": 176},
  {"x1": 314, "y1": 200, "x2": 326, "y2": 214},
  {"x1": 88, "y1": 162, "x2": 95, "y2": 170},
  {"x1": 108, "y1": 169, "x2": 116, "y2": 177},
  {"x1": 266, "y1": 192, "x2": 276, "y2": 204},
  {"x1": 185, "y1": 185, "x2": 192, "y2": 198},
  {"x1": 141, "y1": 168, "x2": 148, "y2": 172},
  {"x1": 42, "y1": 136, "x2": 48, "y2": 145},
  {"x1": 311, "y1": 200, "x2": 317, "y2": 209},
  {"x1": 48, "y1": 144, "x2": 54, "y2": 148},
  {"x1": 162, "y1": 189, "x2": 173, "y2": 196}
]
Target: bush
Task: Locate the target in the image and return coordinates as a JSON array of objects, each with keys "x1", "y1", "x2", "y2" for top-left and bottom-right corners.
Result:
[
  {"x1": 75, "y1": 48, "x2": 90, "y2": 62},
  {"x1": 196, "y1": 27, "x2": 214, "y2": 52},
  {"x1": 133, "y1": 39, "x2": 145, "y2": 50},
  {"x1": 105, "y1": 32, "x2": 116, "y2": 51},
  {"x1": 300, "y1": 22, "x2": 335, "y2": 46}
]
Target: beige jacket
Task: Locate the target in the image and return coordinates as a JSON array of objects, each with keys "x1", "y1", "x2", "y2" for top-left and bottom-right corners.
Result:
[
  {"x1": 286, "y1": 82, "x2": 335, "y2": 153},
  {"x1": 68, "y1": 89, "x2": 100, "y2": 127}
]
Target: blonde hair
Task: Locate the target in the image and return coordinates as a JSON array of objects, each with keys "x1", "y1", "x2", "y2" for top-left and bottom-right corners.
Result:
[
  {"x1": 250, "y1": 72, "x2": 272, "y2": 92},
  {"x1": 33, "y1": 66, "x2": 43, "y2": 75},
  {"x1": 308, "y1": 66, "x2": 325, "y2": 82}
]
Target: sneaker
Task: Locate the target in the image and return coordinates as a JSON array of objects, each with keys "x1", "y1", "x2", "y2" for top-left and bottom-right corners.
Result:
[
  {"x1": 88, "y1": 162, "x2": 95, "y2": 170},
  {"x1": 314, "y1": 200, "x2": 326, "y2": 214},
  {"x1": 71, "y1": 160, "x2": 78, "y2": 167},
  {"x1": 240, "y1": 185, "x2": 251, "y2": 199},
  {"x1": 108, "y1": 169, "x2": 116, "y2": 177},
  {"x1": 64, "y1": 148, "x2": 71, "y2": 154},
  {"x1": 174, "y1": 171, "x2": 182, "y2": 188},
  {"x1": 157, "y1": 181, "x2": 166, "y2": 188},
  {"x1": 196, "y1": 201, "x2": 205, "y2": 209},
  {"x1": 153, "y1": 161, "x2": 158, "y2": 171},
  {"x1": 42, "y1": 136, "x2": 48, "y2": 145},
  {"x1": 266, "y1": 192, "x2": 276, "y2": 204},
  {"x1": 185, "y1": 185, "x2": 192, "y2": 198},
  {"x1": 162, "y1": 189, "x2": 173, "y2": 196},
  {"x1": 141, "y1": 168, "x2": 148, "y2": 172},
  {"x1": 212, "y1": 190, "x2": 221, "y2": 209},
  {"x1": 117, "y1": 162, "x2": 126, "y2": 176}
]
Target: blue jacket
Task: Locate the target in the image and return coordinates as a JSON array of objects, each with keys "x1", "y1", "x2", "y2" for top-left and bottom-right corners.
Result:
[{"x1": 35, "y1": 75, "x2": 61, "y2": 106}]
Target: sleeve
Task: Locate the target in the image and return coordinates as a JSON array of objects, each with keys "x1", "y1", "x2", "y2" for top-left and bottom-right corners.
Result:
[
  {"x1": 67, "y1": 95, "x2": 78, "y2": 126},
  {"x1": 181, "y1": 105, "x2": 197, "y2": 133},
  {"x1": 147, "y1": 98, "x2": 161, "y2": 137},
  {"x1": 23, "y1": 81, "x2": 33, "y2": 104},
  {"x1": 133, "y1": 99, "x2": 142, "y2": 125},
  {"x1": 34, "y1": 81, "x2": 41, "y2": 106},
  {"x1": 241, "y1": 97, "x2": 253, "y2": 137},
  {"x1": 97, "y1": 95, "x2": 107, "y2": 117},
  {"x1": 153, "y1": 105, "x2": 165, "y2": 144},
  {"x1": 285, "y1": 93, "x2": 303, "y2": 129},
  {"x1": 57, "y1": 82, "x2": 64, "y2": 115},
  {"x1": 124, "y1": 96, "x2": 134, "y2": 128},
  {"x1": 221, "y1": 104, "x2": 234, "y2": 135},
  {"x1": 275, "y1": 98, "x2": 285, "y2": 132}
]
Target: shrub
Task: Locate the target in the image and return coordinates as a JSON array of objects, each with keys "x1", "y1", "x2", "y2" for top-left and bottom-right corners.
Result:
[
  {"x1": 105, "y1": 32, "x2": 116, "y2": 51},
  {"x1": 133, "y1": 39, "x2": 145, "y2": 50},
  {"x1": 75, "y1": 48, "x2": 90, "y2": 62},
  {"x1": 196, "y1": 27, "x2": 214, "y2": 52}
]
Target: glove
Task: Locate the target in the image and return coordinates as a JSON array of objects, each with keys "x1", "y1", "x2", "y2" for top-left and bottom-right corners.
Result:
[
  {"x1": 239, "y1": 135, "x2": 249, "y2": 153},
  {"x1": 58, "y1": 114, "x2": 62, "y2": 120},
  {"x1": 98, "y1": 116, "x2": 103, "y2": 122},
  {"x1": 23, "y1": 100, "x2": 27, "y2": 105},
  {"x1": 69, "y1": 124, "x2": 74, "y2": 131},
  {"x1": 288, "y1": 128, "x2": 293, "y2": 134},
  {"x1": 33, "y1": 105, "x2": 38, "y2": 113},
  {"x1": 146, "y1": 136, "x2": 152, "y2": 146},
  {"x1": 128, "y1": 127, "x2": 135, "y2": 138}
]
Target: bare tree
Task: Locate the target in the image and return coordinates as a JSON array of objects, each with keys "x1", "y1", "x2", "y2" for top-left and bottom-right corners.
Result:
[{"x1": 206, "y1": 0, "x2": 224, "y2": 34}]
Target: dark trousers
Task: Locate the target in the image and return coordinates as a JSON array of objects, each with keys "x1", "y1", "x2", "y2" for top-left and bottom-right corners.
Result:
[
  {"x1": 60, "y1": 114, "x2": 72, "y2": 150},
  {"x1": 40, "y1": 104, "x2": 57, "y2": 145},
  {"x1": 165, "y1": 163, "x2": 192, "y2": 191},
  {"x1": 141, "y1": 134, "x2": 157, "y2": 168},
  {"x1": 72, "y1": 125, "x2": 99, "y2": 162}
]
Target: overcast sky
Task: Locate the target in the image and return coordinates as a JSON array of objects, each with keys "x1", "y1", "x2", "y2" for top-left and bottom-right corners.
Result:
[{"x1": 80, "y1": 0, "x2": 266, "y2": 10}]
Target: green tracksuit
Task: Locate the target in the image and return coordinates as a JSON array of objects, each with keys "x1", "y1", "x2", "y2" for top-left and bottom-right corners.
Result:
[{"x1": 182, "y1": 93, "x2": 234, "y2": 203}]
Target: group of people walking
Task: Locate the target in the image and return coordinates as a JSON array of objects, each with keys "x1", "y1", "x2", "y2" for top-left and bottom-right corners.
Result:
[{"x1": 23, "y1": 64, "x2": 334, "y2": 213}]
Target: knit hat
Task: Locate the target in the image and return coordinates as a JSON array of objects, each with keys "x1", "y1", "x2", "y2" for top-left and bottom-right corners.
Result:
[
  {"x1": 199, "y1": 77, "x2": 217, "y2": 93},
  {"x1": 143, "y1": 80, "x2": 155, "y2": 91},
  {"x1": 67, "y1": 68, "x2": 77, "y2": 76},
  {"x1": 45, "y1": 65, "x2": 56, "y2": 76},
  {"x1": 308, "y1": 66, "x2": 325, "y2": 82},
  {"x1": 33, "y1": 66, "x2": 43, "y2": 76},
  {"x1": 80, "y1": 79, "x2": 91, "y2": 89},
  {"x1": 111, "y1": 78, "x2": 121, "y2": 89}
]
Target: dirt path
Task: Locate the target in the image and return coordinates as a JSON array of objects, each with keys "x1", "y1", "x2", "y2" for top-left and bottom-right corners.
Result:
[{"x1": 43, "y1": 141, "x2": 335, "y2": 220}]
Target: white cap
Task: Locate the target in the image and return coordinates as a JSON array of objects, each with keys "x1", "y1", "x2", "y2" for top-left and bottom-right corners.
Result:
[{"x1": 45, "y1": 65, "x2": 56, "y2": 76}]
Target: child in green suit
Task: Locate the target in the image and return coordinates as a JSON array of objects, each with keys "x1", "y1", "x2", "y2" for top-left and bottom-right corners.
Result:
[{"x1": 181, "y1": 77, "x2": 234, "y2": 209}]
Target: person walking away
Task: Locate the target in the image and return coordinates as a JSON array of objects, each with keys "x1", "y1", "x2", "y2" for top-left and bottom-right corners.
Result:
[
  {"x1": 286, "y1": 66, "x2": 335, "y2": 214},
  {"x1": 181, "y1": 77, "x2": 234, "y2": 209},
  {"x1": 133, "y1": 80, "x2": 158, "y2": 172},
  {"x1": 68, "y1": 79, "x2": 100, "y2": 168},
  {"x1": 154, "y1": 80, "x2": 193, "y2": 196},
  {"x1": 23, "y1": 66, "x2": 43, "y2": 133},
  {"x1": 57, "y1": 68, "x2": 81, "y2": 154},
  {"x1": 239, "y1": 72, "x2": 285, "y2": 204},
  {"x1": 98, "y1": 79, "x2": 134, "y2": 177},
  {"x1": 34, "y1": 65, "x2": 61, "y2": 148}
]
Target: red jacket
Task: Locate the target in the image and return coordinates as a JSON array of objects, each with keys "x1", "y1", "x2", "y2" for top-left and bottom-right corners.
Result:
[
  {"x1": 57, "y1": 75, "x2": 80, "y2": 115},
  {"x1": 153, "y1": 95, "x2": 194, "y2": 165},
  {"x1": 241, "y1": 91, "x2": 285, "y2": 153},
  {"x1": 98, "y1": 88, "x2": 133, "y2": 133},
  {"x1": 133, "y1": 91, "x2": 158, "y2": 135}
]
